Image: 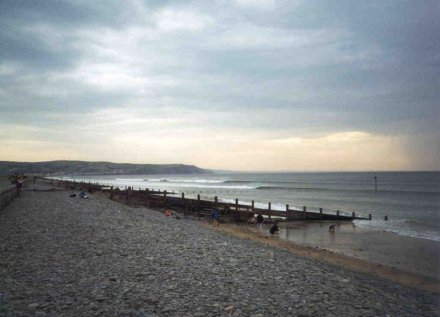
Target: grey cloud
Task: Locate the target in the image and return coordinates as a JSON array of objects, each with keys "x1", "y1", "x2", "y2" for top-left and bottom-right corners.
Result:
[{"x1": 0, "y1": 0, "x2": 438, "y2": 153}]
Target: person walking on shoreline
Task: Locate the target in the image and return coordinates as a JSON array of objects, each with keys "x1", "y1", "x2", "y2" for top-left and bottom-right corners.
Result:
[{"x1": 256, "y1": 213, "x2": 264, "y2": 236}]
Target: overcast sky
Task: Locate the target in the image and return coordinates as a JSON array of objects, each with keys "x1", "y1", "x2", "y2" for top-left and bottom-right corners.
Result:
[{"x1": 0, "y1": 0, "x2": 439, "y2": 171}]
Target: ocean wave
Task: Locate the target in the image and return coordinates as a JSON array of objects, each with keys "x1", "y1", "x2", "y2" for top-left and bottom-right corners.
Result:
[
  {"x1": 354, "y1": 219, "x2": 440, "y2": 242},
  {"x1": 256, "y1": 186, "x2": 326, "y2": 191},
  {"x1": 255, "y1": 186, "x2": 440, "y2": 195},
  {"x1": 223, "y1": 180, "x2": 253, "y2": 184},
  {"x1": 144, "y1": 178, "x2": 225, "y2": 184},
  {"x1": 219, "y1": 198, "x2": 300, "y2": 212}
]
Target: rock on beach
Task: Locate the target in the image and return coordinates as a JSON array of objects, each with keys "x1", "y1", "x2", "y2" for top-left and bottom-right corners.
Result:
[{"x1": 0, "y1": 187, "x2": 438, "y2": 316}]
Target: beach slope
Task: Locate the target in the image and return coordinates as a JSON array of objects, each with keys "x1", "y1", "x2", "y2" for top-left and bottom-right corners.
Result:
[{"x1": 0, "y1": 187, "x2": 438, "y2": 316}]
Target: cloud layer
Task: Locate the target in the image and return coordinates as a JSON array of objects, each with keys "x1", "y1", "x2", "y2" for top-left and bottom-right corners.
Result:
[{"x1": 1, "y1": 0, "x2": 439, "y2": 170}]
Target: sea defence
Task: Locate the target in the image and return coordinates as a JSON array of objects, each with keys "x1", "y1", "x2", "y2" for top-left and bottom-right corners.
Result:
[
  {"x1": 45, "y1": 177, "x2": 371, "y2": 222},
  {"x1": 0, "y1": 177, "x2": 32, "y2": 210}
]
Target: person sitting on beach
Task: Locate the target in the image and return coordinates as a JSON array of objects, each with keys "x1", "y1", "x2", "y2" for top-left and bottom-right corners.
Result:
[
  {"x1": 79, "y1": 190, "x2": 88, "y2": 199},
  {"x1": 270, "y1": 222, "x2": 279, "y2": 237},
  {"x1": 256, "y1": 213, "x2": 264, "y2": 236},
  {"x1": 210, "y1": 208, "x2": 220, "y2": 227},
  {"x1": 329, "y1": 224, "x2": 335, "y2": 232},
  {"x1": 164, "y1": 209, "x2": 172, "y2": 217}
]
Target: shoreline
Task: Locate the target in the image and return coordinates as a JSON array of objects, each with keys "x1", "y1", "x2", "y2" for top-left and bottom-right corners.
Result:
[
  {"x1": 1, "y1": 181, "x2": 439, "y2": 316},
  {"x1": 208, "y1": 222, "x2": 440, "y2": 293}
]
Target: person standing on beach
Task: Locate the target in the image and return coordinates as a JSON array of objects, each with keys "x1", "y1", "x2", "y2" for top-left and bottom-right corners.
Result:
[
  {"x1": 256, "y1": 213, "x2": 264, "y2": 236},
  {"x1": 211, "y1": 208, "x2": 219, "y2": 227}
]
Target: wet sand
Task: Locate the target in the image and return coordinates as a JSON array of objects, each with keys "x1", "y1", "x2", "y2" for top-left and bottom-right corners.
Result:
[
  {"x1": 214, "y1": 222, "x2": 440, "y2": 293},
  {"x1": 282, "y1": 221, "x2": 440, "y2": 279}
]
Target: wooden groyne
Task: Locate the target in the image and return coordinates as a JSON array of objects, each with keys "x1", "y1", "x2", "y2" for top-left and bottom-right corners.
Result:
[
  {"x1": 42, "y1": 177, "x2": 371, "y2": 222},
  {"x1": 0, "y1": 177, "x2": 32, "y2": 210}
]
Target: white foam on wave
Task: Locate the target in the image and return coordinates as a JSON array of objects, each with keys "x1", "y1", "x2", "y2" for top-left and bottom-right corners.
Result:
[
  {"x1": 219, "y1": 198, "x2": 301, "y2": 212},
  {"x1": 155, "y1": 183, "x2": 256, "y2": 189},
  {"x1": 144, "y1": 178, "x2": 225, "y2": 184},
  {"x1": 354, "y1": 219, "x2": 440, "y2": 242}
]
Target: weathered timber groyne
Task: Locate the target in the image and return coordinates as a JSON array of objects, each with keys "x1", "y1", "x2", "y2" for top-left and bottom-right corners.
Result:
[
  {"x1": 0, "y1": 177, "x2": 32, "y2": 210},
  {"x1": 44, "y1": 177, "x2": 371, "y2": 222}
]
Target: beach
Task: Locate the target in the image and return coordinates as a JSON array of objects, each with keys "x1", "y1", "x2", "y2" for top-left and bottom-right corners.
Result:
[
  {"x1": 0, "y1": 180, "x2": 438, "y2": 316},
  {"x1": 281, "y1": 222, "x2": 440, "y2": 279}
]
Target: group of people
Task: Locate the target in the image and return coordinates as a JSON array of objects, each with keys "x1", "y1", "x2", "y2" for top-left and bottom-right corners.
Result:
[
  {"x1": 256, "y1": 213, "x2": 279, "y2": 237},
  {"x1": 211, "y1": 210, "x2": 279, "y2": 237}
]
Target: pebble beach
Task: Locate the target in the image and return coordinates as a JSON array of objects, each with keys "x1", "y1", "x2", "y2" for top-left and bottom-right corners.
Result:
[{"x1": 0, "y1": 182, "x2": 439, "y2": 316}]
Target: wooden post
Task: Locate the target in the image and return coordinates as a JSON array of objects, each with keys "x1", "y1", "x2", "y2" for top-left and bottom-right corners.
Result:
[
  {"x1": 319, "y1": 208, "x2": 323, "y2": 220},
  {"x1": 164, "y1": 190, "x2": 167, "y2": 207},
  {"x1": 352, "y1": 211, "x2": 355, "y2": 218},
  {"x1": 268, "y1": 202, "x2": 271, "y2": 220},
  {"x1": 110, "y1": 186, "x2": 114, "y2": 199},
  {"x1": 145, "y1": 188, "x2": 150, "y2": 207},
  {"x1": 384, "y1": 215, "x2": 388, "y2": 221},
  {"x1": 337, "y1": 210, "x2": 340, "y2": 216},
  {"x1": 235, "y1": 198, "x2": 238, "y2": 211},
  {"x1": 368, "y1": 214, "x2": 372, "y2": 220},
  {"x1": 303, "y1": 206, "x2": 307, "y2": 219},
  {"x1": 215, "y1": 196, "x2": 218, "y2": 203},
  {"x1": 181, "y1": 192, "x2": 185, "y2": 199},
  {"x1": 251, "y1": 200, "x2": 255, "y2": 211},
  {"x1": 197, "y1": 194, "x2": 200, "y2": 212}
]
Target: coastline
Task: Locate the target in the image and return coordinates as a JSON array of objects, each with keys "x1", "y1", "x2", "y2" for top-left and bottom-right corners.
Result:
[
  {"x1": 210, "y1": 222, "x2": 440, "y2": 293},
  {"x1": 0, "y1": 181, "x2": 438, "y2": 315}
]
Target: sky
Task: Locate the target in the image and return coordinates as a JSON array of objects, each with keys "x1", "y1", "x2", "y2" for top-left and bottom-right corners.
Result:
[{"x1": 0, "y1": 0, "x2": 439, "y2": 171}]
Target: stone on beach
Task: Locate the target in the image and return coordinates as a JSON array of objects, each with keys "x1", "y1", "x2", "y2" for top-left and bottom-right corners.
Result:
[{"x1": 0, "y1": 187, "x2": 438, "y2": 316}]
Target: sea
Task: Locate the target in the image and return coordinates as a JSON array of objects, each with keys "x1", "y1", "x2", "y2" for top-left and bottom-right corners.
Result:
[{"x1": 57, "y1": 171, "x2": 440, "y2": 242}]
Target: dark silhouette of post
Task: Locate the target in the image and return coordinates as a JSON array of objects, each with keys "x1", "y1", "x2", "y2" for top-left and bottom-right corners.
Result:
[{"x1": 374, "y1": 176, "x2": 377, "y2": 191}]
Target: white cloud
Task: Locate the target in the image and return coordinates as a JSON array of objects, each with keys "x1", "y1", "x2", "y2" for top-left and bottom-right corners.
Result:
[
  {"x1": 205, "y1": 24, "x2": 347, "y2": 50},
  {"x1": 232, "y1": 0, "x2": 276, "y2": 9},
  {"x1": 152, "y1": 8, "x2": 214, "y2": 32}
]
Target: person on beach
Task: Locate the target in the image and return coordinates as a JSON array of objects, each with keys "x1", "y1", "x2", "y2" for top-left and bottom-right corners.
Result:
[
  {"x1": 164, "y1": 209, "x2": 172, "y2": 217},
  {"x1": 256, "y1": 213, "x2": 264, "y2": 236},
  {"x1": 270, "y1": 222, "x2": 279, "y2": 237},
  {"x1": 211, "y1": 208, "x2": 219, "y2": 227},
  {"x1": 15, "y1": 179, "x2": 22, "y2": 196}
]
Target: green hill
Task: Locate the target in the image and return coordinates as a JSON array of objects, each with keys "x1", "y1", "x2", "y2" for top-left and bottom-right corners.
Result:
[{"x1": 0, "y1": 160, "x2": 209, "y2": 176}]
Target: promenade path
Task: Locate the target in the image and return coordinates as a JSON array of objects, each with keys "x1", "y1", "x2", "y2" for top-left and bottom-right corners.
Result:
[{"x1": 0, "y1": 184, "x2": 438, "y2": 316}]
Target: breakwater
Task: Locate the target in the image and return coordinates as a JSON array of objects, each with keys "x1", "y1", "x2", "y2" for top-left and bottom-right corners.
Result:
[{"x1": 46, "y1": 177, "x2": 370, "y2": 222}]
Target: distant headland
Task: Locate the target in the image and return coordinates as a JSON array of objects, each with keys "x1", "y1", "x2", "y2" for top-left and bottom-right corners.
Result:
[{"x1": 0, "y1": 160, "x2": 210, "y2": 176}]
